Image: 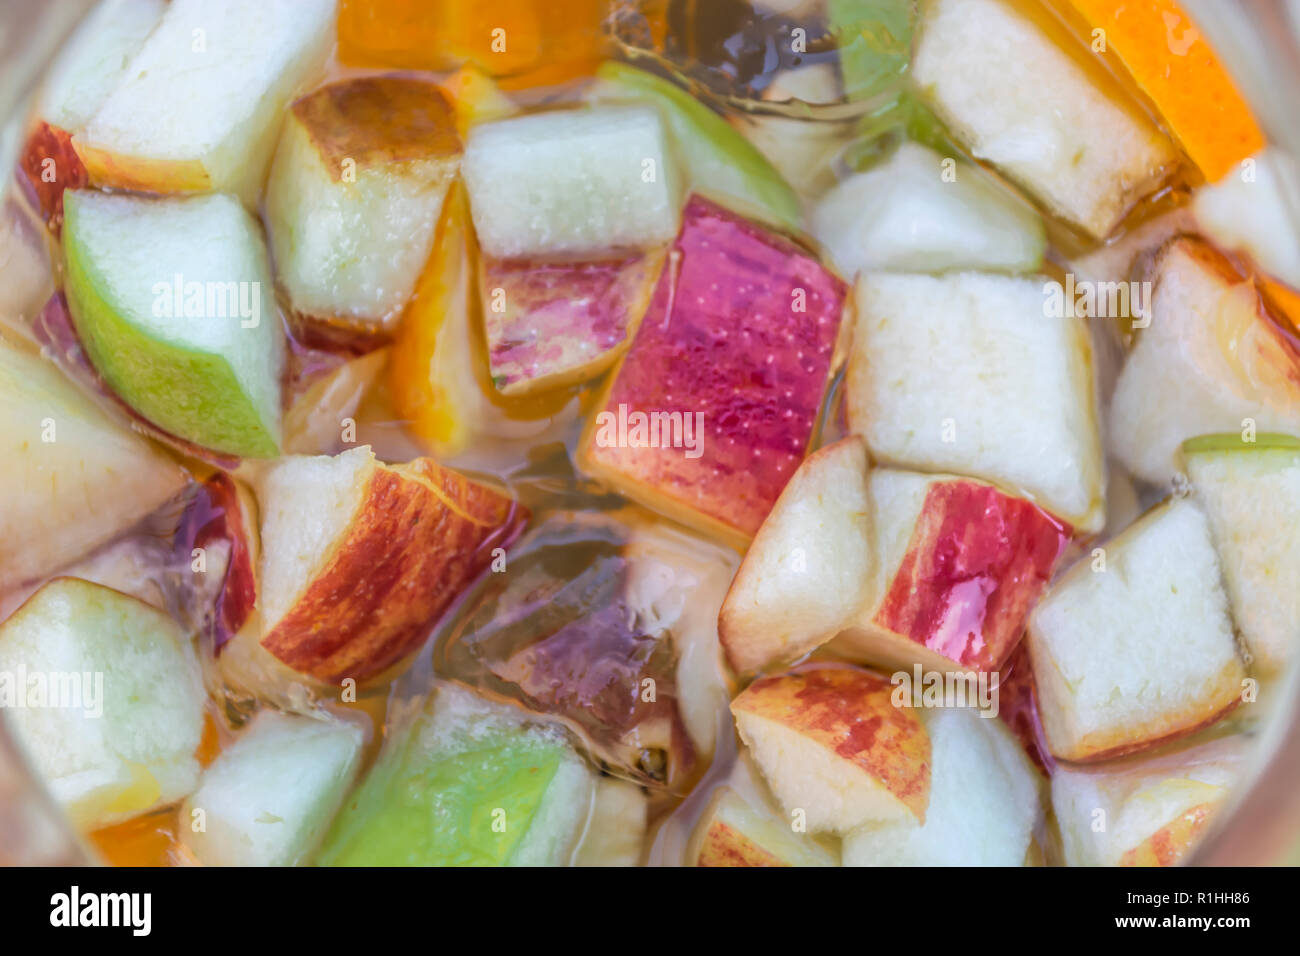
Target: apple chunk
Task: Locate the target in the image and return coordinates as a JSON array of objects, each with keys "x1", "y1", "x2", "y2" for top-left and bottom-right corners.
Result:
[
  {"x1": 1182, "y1": 433, "x2": 1300, "y2": 676},
  {"x1": 462, "y1": 106, "x2": 682, "y2": 259},
  {"x1": 912, "y1": 0, "x2": 1176, "y2": 238},
  {"x1": 72, "y1": 0, "x2": 335, "y2": 202},
  {"x1": 1193, "y1": 148, "x2": 1300, "y2": 290},
  {"x1": 1052, "y1": 734, "x2": 1247, "y2": 867},
  {"x1": 834, "y1": 469, "x2": 1069, "y2": 675},
  {"x1": 694, "y1": 787, "x2": 837, "y2": 867},
  {"x1": 0, "y1": 578, "x2": 205, "y2": 832},
  {"x1": 18, "y1": 0, "x2": 163, "y2": 229},
  {"x1": 264, "y1": 76, "x2": 462, "y2": 331},
  {"x1": 719, "y1": 436, "x2": 873, "y2": 676},
  {"x1": 222, "y1": 446, "x2": 527, "y2": 690},
  {"x1": 480, "y1": 249, "x2": 664, "y2": 396},
  {"x1": 847, "y1": 271, "x2": 1104, "y2": 532},
  {"x1": 574, "y1": 777, "x2": 649, "y2": 867},
  {"x1": 317, "y1": 684, "x2": 596, "y2": 866},
  {"x1": 731, "y1": 666, "x2": 931, "y2": 835},
  {"x1": 180, "y1": 711, "x2": 363, "y2": 866},
  {"x1": 843, "y1": 707, "x2": 1042, "y2": 866},
  {"x1": 1028, "y1": 499, "x2": 1247, "y2": 762},
  {"x1": 579, "y1": 195, "x2": 848, "y2": 549},
  {"x1": 811, "y1": 142, "x2": 1045, "y2": 279},
  {"x1": 0, "y1": 343, "x2": 186, "y2": 592},
  {"x1": 1109, "y1": 238, "x2": 1300, "y2": 484},
  {"x1": 62, "y1": 189, "x2": 284, "y2": 459}
]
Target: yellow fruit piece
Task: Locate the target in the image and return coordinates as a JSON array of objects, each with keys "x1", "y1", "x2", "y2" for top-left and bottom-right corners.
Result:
[
  {"x1": 1062, "y1": 0, "x2": 1265, "y2": 183},
  {"x1": 438, "y1": 66, "x2": 519, "y2": 139}
]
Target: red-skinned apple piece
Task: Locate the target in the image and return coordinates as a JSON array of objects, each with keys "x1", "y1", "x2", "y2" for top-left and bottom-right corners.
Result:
[{"x1": 578, "y1": 195, "x2": 848, "y2": 549}]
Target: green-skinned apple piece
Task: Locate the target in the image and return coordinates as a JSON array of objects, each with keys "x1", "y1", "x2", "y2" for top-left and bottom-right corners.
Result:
[
  {"x1": 181, "y1": 711, "x2": 364, "y2": 866},
  {"x1": 829, "y1": 0, "x2": 913, "y2": 101},
  {"x1": 1182, "y1": 433, "x2": 1300, "y2": 675},
  {"x1": 317, "y1": 685, "x2": 595, "y2": 866},
  {"x1": 812, "y1": 142, "x2": 1046, "y2": 278},
  {"x1": 586, "y1": 62, "x2": 801, "y2": 232},
  {"x1": 62, "y1": 189, "x2": 284, "y2": 458},
  {"x1": 0, "y1": 341, "x2": 186, "y2": 592},
  {"x1": 0, "y1": 577, "x2": 205, "y2": 832}
]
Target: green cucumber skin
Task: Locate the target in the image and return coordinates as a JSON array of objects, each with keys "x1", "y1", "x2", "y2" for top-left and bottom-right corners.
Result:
[{"x1": 61, "y1": 194, "x2": 281, "y2": 459}]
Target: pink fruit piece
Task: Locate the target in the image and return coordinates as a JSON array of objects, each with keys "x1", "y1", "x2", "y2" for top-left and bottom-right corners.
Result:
[{"x1": 579, "y1": 195, "x2": 847, "y2": 547}]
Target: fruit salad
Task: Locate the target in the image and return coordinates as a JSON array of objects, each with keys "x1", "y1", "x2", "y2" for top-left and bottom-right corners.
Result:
[{"x1": 0, "y1": 0, "x2": 1296, "y2": 868}]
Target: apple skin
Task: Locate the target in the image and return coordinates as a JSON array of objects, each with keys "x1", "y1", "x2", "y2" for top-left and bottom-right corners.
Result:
[
  {"x1": 871, "y1": 478, "x2": 1068, "y2": 673},
  {"x1": 481, "y1": 248, "x2": 664, "y2": 396},
  {"x1": 1120, "y1": 804, "x2": 1214, "y2": 867},
  {"x1": 731, "y1": 665, "x2": 931, "y2": 826},
  {"x1": 697, "y1": 820, "x2": 787, "y2": 867},
  {"x1": 173, "y1": 472, "x2": 259, "y2": 656},
  {"x1": 997, "y1": 645, "x2": 1055, "y2": 775},
  {"x1": 579, "y1": 195, "x2": 847, "y2": 549},
  {"x1": 260, "y1": 457, "x2": 529, "y2": 684},
  {"x1": 18, "y1": 121, "x2": 89, "y2": 231}
]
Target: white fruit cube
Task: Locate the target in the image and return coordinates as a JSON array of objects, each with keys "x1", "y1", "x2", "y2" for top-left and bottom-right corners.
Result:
[
  {"x1": 847, "y1": 271, "x2": 1104, "y2": 531},
  {"x1": 1194, "y1": 148, "x2": 1300, "y2": 290},
  {"x1": 462, "y1": 106, "x2": 682, "y2": 259},
  {"x1": 181, "y1": 711, "x2": 363, "y2": 866},
  {"x1": 811, "y1": 142, "x2": 1045, "y2": 279},
  {"x1": 38, "y1": 0, "x2": 165, "y2": 135},
  {"x1": 1108, "y1": 238, "x2": 1300, "y2": 484},
  {"x1": 574, "y1": 777, "x2": 648, "y2": 867},
  {"x1": 0, "y1": 578, "x2": 205, "y2": 831},
  {"x1": 719, "y1": 437, "x2": 874, "y2": 676},
  {"x1": 1028, "y1": 499, "x2": 1246, "y2": 762},
  {"x1": 1052, "y1": 735, "x2": 1247, "y2": 866},
  {"x1": 0, "y1": 344, "x2": 185, "y2": 592},
  {"x1": 843, "y1": 707, "x2": 1042, "y2": 866},
  {"x1": 913, "y1": 0, "x2": 1176, "y2": 238},
  {"x1": 264, "y1": 77, "x2": 462, "y2": 328},
  {"x1": 1183, "y1": 434, "x2": 1300, "y2": 675},
  {"x1": 73, "y1": 0, "x2": 335, "y2": 202}
]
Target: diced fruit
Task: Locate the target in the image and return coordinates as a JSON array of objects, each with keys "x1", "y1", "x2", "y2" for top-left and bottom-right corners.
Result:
[
  {"x1": 264, "y1": 77, "x2": 462, "y2": 330},
  {"x1": 834, "y1": 469, "x2": 1068, "y2": 674},
  {"x1": 811, "y1": 142, "x2": 1046, "y2": 278},
  {"x1": 1108, "y1": 238, "x2": 1300, "y2": 484},
  {"x1": 61, "y1": 190, "x2": 284, "y2": 459},
  {"x1": 72, "y1": 0, "x2": 335, "y2": 202},
  {"x1": 1028, "y1": 498, "x2": 1246, "y2": 762},
  {"x1": 586, "y1": 62, "x2": 801, "y2": 231},
  {"x1": 912, "y1": 0, "x2": 1176, "y2": 238},
  {"x1": 180, "y1": 711, "x2": 363, "y2": 866},
  {"x1": 386, "y1": 181, "x2": 570, "y2": 457},
  {"x1": 997, "y1": 645, "x2": 1055, "y2": 775},
  {"x1": 0, "y1": 343, "x2": 185, "y2": 592},
  {"x1": 579, "y1": 195, "x2": 848, "y2": 549},
  {"x1": 1182, "y1": 433, "x2": 1300, "y2": 675},
  {"x1": 438, "y1": 512, "x2": 734, "y2": 789},
  {"x1": 480, "y1": 248, "x2": 664, "y2": 396},
  {"x1": 574, "y1": 777, "x2": 648, "y2": 867},
  {"x1": 693, "y1": 787, "x2": 837, "y2": 867},
  {"x1": 847, "y1": 271, "x2": 1104, "y2": 531},
  {"x1": 462, "y1": 106, "x2": 682, "y2": 259},
  {"x1": 19, "y1": 0, "x2": 162, "y2": 229},
  {"x1": 284, "y1": 349, "x2": 389, "y2": 455},
  {"x1": 843, "y1": 706, "x2": 1041, "y2": 866},
  {"x1": 1193, "y1": 148, "x2": 1300, "y2": 290},
  {"x1": 0, "y1": 578, "x2": 205, "y2": 831},
  {"x1": 1062, "y1": 0, "x2": 1265, "y2": 184},
  {"x1": 730, "y1": 666, "x2": 930, "y2": 835},
  {"x1": 317, "y1": 684, "x2": 596, "y2": 866},
  {"x1": 1052, "y1": 734, "x2": 1247, "y2": 866},
  {"x1": 37, "y1": 0, "x2": 164, "y2": 135},
  {"x1": 438, "y1": 65, "x2": 518, "y2": 137},
  {"x1": 221, "y1": 446, "x2": 526, "y2": 692},
  {"x1": 718, "y1": 437, "x2": 873, "y2": 676}
]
